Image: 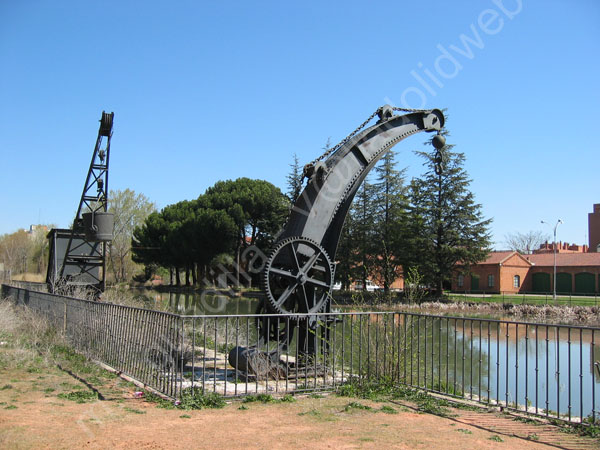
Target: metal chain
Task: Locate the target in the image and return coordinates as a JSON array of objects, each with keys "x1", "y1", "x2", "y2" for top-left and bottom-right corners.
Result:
[
  {"x1": 309, "y1": 110, "x2": 379, "y2": 165},
  {"x1": 309, "y1": 106, "x2": 432, "y2": 165},
  {"x1": 391, "y1": 106, "x2": 431, "y2": 113}
]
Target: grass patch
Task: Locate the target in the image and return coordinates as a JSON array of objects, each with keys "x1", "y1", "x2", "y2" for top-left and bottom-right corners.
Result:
[
  {"x1": 456, "y1": 428, "x2": 472, "y2": 434},
  {"x1": 344, "y1": 401, "x2": 372, "y2": 412},
  {"x1": 280, "y1": 394, "x2": 296, "y2": 403},
  {"x1": 1, "y1": 384, "x2": 13, "y2": 390},
  {"x1": 489, "y1": 435, "x2": 503, "y2": 442},
  {"x1": 380, "y1": 405, "x2": 398, "y2": 414},
  {"x1": 4, "y1": 405, "x2": 17, "y2": 410},
  {"x1": 298, "y1": 408, "x2": 337, "y2": 422},
  {"x1": 124, "y1": 407, "x2": 146, "y2": 414},
  {"x1": 337, "y1": 380, "x2": 455, "y2": 417},
  {"x1": 242, "y1": 393, "x2": 277, "y2": 404},
  {"x1": 57, "y1": 390, "x2": 98, "y2": 403},
  {"x1": 180, "y1": 414, "x2": 191, "y2": 419},
  {"x1": 145, "y1": 389, "x2": 225, "y2": 410}
]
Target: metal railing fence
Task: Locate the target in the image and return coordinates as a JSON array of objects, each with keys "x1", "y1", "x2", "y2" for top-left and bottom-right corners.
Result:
[{"x1": 2, "y1": 284, "x2": 599, "y2": 425}]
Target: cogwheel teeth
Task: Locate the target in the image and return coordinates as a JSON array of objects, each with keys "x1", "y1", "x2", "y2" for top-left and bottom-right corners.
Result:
[{"x1": 262, "y1": 236, "x2": 333, "y2": 317}]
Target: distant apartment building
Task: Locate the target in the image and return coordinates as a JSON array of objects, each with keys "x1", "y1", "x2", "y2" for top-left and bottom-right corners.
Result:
[{"x1": 590, "y1": 204, "x2": 600, "y2": 253}]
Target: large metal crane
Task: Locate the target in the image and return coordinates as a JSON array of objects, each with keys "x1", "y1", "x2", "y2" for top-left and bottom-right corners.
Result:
[
  {"x1": 46, "y1": 112, "x2": 115, "y2": 295},
  {"x1": 231, "y1": 105, "x2": 445, "y2": 374}
]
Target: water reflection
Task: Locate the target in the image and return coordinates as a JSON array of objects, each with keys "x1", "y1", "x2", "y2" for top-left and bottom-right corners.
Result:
[{"x1": 135, "y1": 289, "x2": 259, "y2": 316}]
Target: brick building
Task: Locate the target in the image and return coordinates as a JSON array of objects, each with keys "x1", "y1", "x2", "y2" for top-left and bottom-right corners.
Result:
[
  {"x1": 453, "y1": 251, "x2": 532, "y2": 293},
  {"x1": 452, "y1": 250, "x2": 600, "y2": 294},
  {"x1": 451, "y1": 203, "x2": 600, "y2": 294}
]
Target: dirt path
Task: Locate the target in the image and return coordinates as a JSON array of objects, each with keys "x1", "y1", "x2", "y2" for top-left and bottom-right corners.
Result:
[{"x1": 1, "y1": 365, "x2": 598, "y2": 450}]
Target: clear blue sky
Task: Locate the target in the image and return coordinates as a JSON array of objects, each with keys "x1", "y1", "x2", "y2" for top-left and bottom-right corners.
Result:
[{"x1": 1, "y1": 0, "x2": 598, "y2": 249}]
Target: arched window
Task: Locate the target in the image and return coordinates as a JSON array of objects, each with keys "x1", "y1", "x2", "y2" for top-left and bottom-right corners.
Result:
[
  {"x1": 513, "y1": 275, "x2": 520, "y2": 288},
  {"x1": 457, "y1": 274, "x2": 464, "y2": 288}
]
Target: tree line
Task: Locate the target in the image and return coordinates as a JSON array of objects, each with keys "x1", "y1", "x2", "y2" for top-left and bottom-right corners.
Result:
[{"x1": 131, "y1": 178, "x2": 288, "y2": 286}]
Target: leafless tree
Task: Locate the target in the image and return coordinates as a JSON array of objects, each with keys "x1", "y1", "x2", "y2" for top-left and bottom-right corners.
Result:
[{"x1": 504, "y1": 230, "x2": 550, "y2": 254}]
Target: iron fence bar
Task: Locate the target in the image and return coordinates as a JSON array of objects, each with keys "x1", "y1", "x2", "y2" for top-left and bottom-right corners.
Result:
[
  {"x1": 341, "y1": 314, "x2": 345, "y2": 385},
  {"x1": 470, "y1": 320, "x2": 473, "y2": 399},
  {"x1": 246, "y1": 317, "x2": 250, "y2": 395},
  {"x1": 367, "y1": 314, "x2": 371, "y2": 380},
  {"x1": 516, "y1": 323, "x2": 519, "y2": 410},
  {"x1": 505, "y1": 323, "x2": 509, "y2": 409},
  {"x1": 294, "y1": 319, "x2": 299, "y2": 391},
  {"x1": 535, "y1": 324, "x2": 539, "y2": 415},
  {"x1": 487, "y1": 321, "x2": 491, "y2": 404},
  {"x1": 213, "y1": 317, "x2": 218, "y2": 394},
  {"x1": 225, "y1": 317, "x2": 229, "y2": 396},
  {"x1": 579, "y1": 328, "x2": 583, "y2": 423},
  {"x1": 440, "y1": 319, "x2": 450, "y2": 393},
  {"x1": 545, "y1": 325, "x2": 549, "y2": 417},
  {"x1": 202, "y1": 317, "x2": 207, "y2": 394},
  {"x1": 417, "y1": 316, "x2": 421, "y2": 388},
  {"x1": 462, "y1": 319, "x2": 466, "y2": 397},
  {"x1": 525, "y1": 323, "x2": 529, "y2": 411},
  {"x1": 192, "y1": 317, "x2": 196, "y2": 392},
  {"x1": 454, "y1": 318, "x2": 458, "y2": 396},
  {"x1": 179, "y1": 316, "x2": 185, "y2": 399},
  {"x1": 358, "y1": 315, "x2": 362, "y2": 382},
  {"x1": 592, "y1": 329, "x2": 596, "y2": 422},
  {"x1": 478, "y1": 320, "x2": 482, "y2": 402},
  {"x1": 568, "y1": 327, "x2": 572, "y2": 422},
  {"x1": 423, "y1": 316, "x2": 427, "y2": 390},
  {"x1": 438, "y1": 318, "x2": 442, "y2": 392},
  {"x1": 557, "y1": 326, "x2": 561, "y2": 419},
  {"x1": 590, "y1": 330, "x2": 600, "y2": 423}
]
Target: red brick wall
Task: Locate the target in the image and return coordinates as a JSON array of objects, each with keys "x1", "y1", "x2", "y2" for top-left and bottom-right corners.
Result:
[{"x1": 499, "y1": 265, "x2": 530, "y2": 293}]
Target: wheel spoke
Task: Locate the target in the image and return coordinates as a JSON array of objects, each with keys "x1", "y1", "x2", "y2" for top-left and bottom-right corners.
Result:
[
  {"x1": 300, "y1": 251, "x2": 320, "y2": 273},
  {"x1": 305, "y1": 277, "x2": 329, "y2": 289},
  {"x1": 275, "y1": 282, "x2": 298, "y2": 306},
  {"x1": 290, "y1": 242, "x2": 301, "y2": 271},
  {"x1": 300, "y1": 284, "x2": 309, "y2": 312},
  {"x1": 269, "y1": 267, "x2": 296, "y2": 279}
]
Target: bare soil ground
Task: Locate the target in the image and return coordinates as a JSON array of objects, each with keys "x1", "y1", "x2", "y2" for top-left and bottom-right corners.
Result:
[{"x1": 1, "y1": 364, "x2": 598, "y2": 450}]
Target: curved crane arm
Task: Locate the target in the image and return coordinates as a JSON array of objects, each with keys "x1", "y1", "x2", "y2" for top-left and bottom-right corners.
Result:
[{"x1": 279, "y1": 107, "x2": 444, "y2": 260}]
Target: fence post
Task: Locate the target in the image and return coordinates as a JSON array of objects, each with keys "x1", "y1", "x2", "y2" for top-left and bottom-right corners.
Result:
[{"x1": 63, "y1": 300, "x2": 67, "y2": 333}]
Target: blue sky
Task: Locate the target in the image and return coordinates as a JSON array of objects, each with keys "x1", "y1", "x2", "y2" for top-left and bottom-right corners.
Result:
[{"x1": 1, "y1": 0, "x2": 598, "y2": 249}]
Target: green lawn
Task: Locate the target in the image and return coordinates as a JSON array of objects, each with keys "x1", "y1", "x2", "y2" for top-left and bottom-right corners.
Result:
[{"x1": 447, "y1": 292, "x2": 599, "y2": 307}]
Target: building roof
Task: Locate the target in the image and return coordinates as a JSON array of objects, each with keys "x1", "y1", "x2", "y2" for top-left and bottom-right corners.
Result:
[
  {"x1": 482, "y1": 251, "x2": 516, "y2": 264},
  {"x1": 480, "y1": 251, "x2": 533, "y2": 266},
  {"x1": 525, "y1": 252, "x2": 600, "y2": 267}
]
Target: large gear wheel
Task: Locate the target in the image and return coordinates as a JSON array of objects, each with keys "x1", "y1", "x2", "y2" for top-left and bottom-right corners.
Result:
[{"x1": 262, "y1": 236, "x2": 333, "y2": 316}]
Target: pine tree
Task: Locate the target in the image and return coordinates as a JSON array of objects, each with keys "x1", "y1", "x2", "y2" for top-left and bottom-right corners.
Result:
[
  {"x1": 335, "y1": 213, "x2": 354, "y2": 290},
  {"x1": 349, "y1": 178, "x2": 377, "y2": 291},
  {"x1": 286, "y1": 153, "x2": 303, "y2": 204},
  {"x1": 406, "y1": 130, "x2": 492, "y2": 297},
  {"x1": 372, "y1": 149, "x2": 408, "y2": 295}
]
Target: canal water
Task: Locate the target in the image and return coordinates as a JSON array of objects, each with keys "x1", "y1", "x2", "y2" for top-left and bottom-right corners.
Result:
[{"x1": 136, "y1": 290, "x2": 599, "y2": 420}]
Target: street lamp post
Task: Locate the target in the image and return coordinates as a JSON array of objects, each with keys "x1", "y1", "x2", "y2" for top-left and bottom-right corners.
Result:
[{"x1": 541, "y1": 219, "x2": 563, "y2": 300}]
